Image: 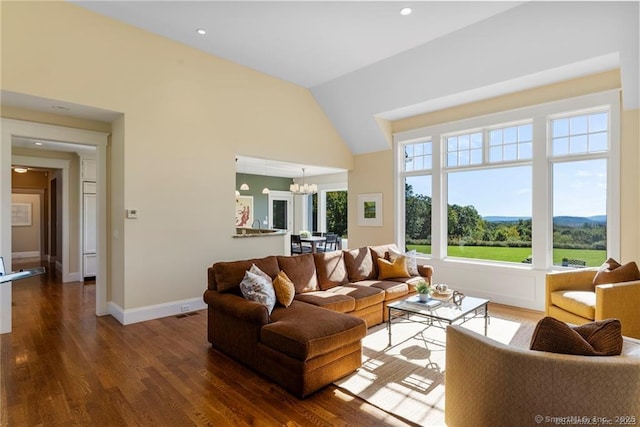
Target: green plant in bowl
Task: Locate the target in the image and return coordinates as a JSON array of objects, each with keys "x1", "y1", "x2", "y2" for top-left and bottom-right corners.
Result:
[{"x1": 414, "y1": 280, "x2": 432, "y2": 301}]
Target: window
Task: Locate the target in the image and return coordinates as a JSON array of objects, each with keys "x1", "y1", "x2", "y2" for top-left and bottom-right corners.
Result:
[
  {"x1": 403, "y1": 140, "x2": 432, "y2": 255},
  {"x1": 442, "y1": 121, "x2": 533, "y2": 263},
  {"x1": 395, "y1": 91, "x2": 618, "y2": 268},
  {"x1": 447, "y1": 166, "x2": 531, "y2": 262},
  {"x1": 551, "y1": 110, "x2": 609, "y2": 267},
  {"x1": 446, "y1": 131, "x2": 482, "y2": 167}
]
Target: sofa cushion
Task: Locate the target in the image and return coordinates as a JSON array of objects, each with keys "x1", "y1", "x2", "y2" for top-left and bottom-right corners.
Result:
[
  {"x1": 262, "y1": 301, "x2": 366, "y2": 361},
  {"x1": 313, "y1": 251, "x2": 349, "y2": 290},
  {"x1": 277, "y1": 254, "x2": 319, "y2": 294},
  {"x1": 239, "y1": 269, "x2": 276, "y2": 314},
  {"x1": 294, "y1": 291, "x2": 355, "y2": 313},
  {"x1": 386, "y1": 276, "x2": 426, "y2": 287},
  {"x1": 550, "y1": 290, "x2": 596, "y2": 320},
  {"x1": 273, "y1": 271, "x2": 295, "y2": 307},
  {"x1": 593, "y1": 259, "x2": 640, "y2": 286},
  {"x1": 327, "y1": 285, "x2": 385, "y2": 310},
  {"x1": 377, "y1": 256, "x2": 410, "y2": 280},
  {"x1": 390, "y1": 247, "x2": 419, "y2": 276},
  {"x1": 530, "y1": 316, "x2": 622, "y2": 356},
  {"x1": 352, "y1": 279, "x2": 410, "y2": 300},
  {"x1": 343, "y1": 247, "x2": 376, "y2": 282},
  {"x1": 213, "y1": 256, "x2": 280, "y2": 293}
]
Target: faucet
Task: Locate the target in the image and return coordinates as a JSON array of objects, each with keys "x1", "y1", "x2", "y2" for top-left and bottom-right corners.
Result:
[{"x1": 252, "y1": 219, "x2": 261, "y2": 230}]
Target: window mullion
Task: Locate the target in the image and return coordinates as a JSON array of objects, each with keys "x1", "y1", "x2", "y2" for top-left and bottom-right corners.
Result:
[{"x1": 531, "y1": 115, "x2": 551, "y2": 269}]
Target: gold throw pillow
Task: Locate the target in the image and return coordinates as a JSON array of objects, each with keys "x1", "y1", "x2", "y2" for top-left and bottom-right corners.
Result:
[
  {"x1": 377, "y1": 256, "x2": 410, "y2": 280},
  {"x1": 273, "y1": 271, "x2": 295, "y2": 307}
]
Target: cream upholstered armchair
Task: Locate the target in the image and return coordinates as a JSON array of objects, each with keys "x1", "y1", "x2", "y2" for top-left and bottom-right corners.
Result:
[
  {"x1": 546, "y1": 268, "x2": 640, "y2": 339},
  {"x1": 445, "y1": 325, "x2": 640, "y2": 427}
]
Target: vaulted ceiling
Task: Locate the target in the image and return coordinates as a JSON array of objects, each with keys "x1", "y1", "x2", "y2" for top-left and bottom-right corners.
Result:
[{"x1": 12, "y1": 2, "x2": 640, "y2": 157}]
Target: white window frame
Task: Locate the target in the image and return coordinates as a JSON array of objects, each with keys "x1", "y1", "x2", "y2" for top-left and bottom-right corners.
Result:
[{"x1": 394, "y1": 90, "x2": 620, "y2": 269}]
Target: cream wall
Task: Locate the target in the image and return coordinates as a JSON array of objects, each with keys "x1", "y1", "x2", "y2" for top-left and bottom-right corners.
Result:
[{"x1": 1, "y1": 2, "x2": 353, "y2": 317}]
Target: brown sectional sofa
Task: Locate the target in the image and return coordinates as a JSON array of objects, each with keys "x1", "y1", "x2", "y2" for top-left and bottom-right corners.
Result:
[{"x1": 203, "y1": 244, "x2": 433, "y2": 397}]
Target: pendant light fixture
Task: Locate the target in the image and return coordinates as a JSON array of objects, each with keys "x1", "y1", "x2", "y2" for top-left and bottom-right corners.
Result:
[
  {"x1": 237, "y1": 157, "x2": 249, "y2": 191},
  {"x1": 262, "y1": 159, "x2": 270, "y2": 194},
  {"x1": 290, "y1": 168, "x2": 317, "y2": 195}
]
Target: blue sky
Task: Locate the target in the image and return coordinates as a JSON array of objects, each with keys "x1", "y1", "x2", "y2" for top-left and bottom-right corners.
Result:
[{"x1": 407, "y1": 159, "x2": 606, "y2": 218}]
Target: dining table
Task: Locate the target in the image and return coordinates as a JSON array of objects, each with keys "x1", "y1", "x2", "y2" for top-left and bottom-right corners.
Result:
[{"x1": 299, "y1": 236, "x2": 326, "y2": 253}]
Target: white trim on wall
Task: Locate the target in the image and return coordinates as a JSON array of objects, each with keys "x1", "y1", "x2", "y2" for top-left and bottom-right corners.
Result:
[{"x1": 108, "y1": 298, "x2": 207, "y2": 325}]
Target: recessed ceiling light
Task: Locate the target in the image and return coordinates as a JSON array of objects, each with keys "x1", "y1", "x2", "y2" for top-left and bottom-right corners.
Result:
[
  {"x1": 196, "y1": 28, "x2": 206, "y2": 35},
  {"x1": 34, "y1": 142, "x2": 43, "y2": 146},
  {"x1": 13, "y1": 167, "x2": 28, "y2": 173},
  {"x1": 400, "y1": 7, "x2": 412, "y2": 16}
]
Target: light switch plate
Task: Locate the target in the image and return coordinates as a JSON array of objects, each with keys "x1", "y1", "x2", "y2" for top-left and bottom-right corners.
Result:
[{"x1": 126, "y1": 209, "x2": 138, "y2": 219}]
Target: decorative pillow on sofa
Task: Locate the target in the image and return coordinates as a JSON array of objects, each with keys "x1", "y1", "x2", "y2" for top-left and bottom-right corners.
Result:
[
  {"x1": 530, "y1": 316, "x2": 622, "y2": 356},
  {"x1": 273, "y1": 271, "x2": 295, "y2": 307},
  {"x1": 377, "y1": 256, "x2": 410, "y2": 280},
  {"x1": 389, "y1": 247, "x2": 419, "y2": 276},
  {"x1": 239, "y1": 268, "x2": 276, "y2": 314},
  {"x1": 593, "y1": 258, "x2": 640, "y2": 286}
]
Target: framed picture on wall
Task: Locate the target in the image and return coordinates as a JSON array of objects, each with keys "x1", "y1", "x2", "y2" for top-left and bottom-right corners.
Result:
[
  {"x1": 235, "y1": 196, "x2": 254, "y2": 228},
  {"x1": 11, "y1": 203, "x2": 32, "y2": 227},
  {"x1": 357, "y1": 193, "x2": 382, "y2": 227}
]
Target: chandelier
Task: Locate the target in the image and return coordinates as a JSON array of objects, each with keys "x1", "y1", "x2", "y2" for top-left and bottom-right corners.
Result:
[{"x1": 290, "y1": 168, "x2": 317, "y2": 195}]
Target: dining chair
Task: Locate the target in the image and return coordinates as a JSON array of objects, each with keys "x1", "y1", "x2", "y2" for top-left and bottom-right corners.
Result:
[
  {"x1": 320, "y1": 233, "x2": 339, "y2": 252},
  {"x1": 291, "y1": 234, "x2": 312, "y2": 254}
]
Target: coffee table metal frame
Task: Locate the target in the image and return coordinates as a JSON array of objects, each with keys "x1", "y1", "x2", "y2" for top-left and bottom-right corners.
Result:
[{"x1": 387, "y1": 295, "x2": 490, "y2": 346}]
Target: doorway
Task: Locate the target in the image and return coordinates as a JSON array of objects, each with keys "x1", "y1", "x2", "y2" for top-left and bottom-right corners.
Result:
[
  {"x1": 1, "y1": 118, "x2": 109, "y2": 334},
  {"x1": 268, "y1": 191, "x2": 293, "y2": 232}
]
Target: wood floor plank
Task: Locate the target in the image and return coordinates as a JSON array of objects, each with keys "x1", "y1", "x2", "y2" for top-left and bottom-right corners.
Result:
[{"x1": 1, "y1": 261, "x2": 542, "y2": 426}]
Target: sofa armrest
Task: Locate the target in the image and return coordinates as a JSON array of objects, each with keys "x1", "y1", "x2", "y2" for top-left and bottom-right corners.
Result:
[
  {"x1": 417, "y1": 264, "x2": 433, "y2": 286},
  {"x1": 445, "y1": 325, "x2": 640, "y2": 427},
  {"x1": 596, "y1": 280, "x2": 640, "y2": 338},
  {"x1": 204, "y1": 290, "x2": 270, "y2": 325}
]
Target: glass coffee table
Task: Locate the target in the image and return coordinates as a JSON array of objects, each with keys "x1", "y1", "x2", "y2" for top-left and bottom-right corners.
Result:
[{"x1": 387, "y1": 295, "x2": 489, "y2": 346}]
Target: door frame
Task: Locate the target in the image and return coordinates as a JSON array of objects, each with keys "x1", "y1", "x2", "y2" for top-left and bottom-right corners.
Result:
[
  {"x1": 1, "y1": 118, "x2": 109, "y2": 334},
  {"x1": 268, "y1": 190, "x2": 293, "y2": 232}
]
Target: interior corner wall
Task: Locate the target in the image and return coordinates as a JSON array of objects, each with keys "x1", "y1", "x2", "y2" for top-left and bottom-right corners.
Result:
[
  {"x1": 347, "y1": 150, "x2": 395, "y2": 248},
  {"x1": 620, "y1": 108, "x2": 640, "y2": 263},
  {"x1": 108, "y1": 116, "x2": 125, "y2": 309}
]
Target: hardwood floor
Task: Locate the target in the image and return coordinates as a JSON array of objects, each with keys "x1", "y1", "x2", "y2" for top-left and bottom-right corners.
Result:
[
  {"x1": 1, "y1": 263, "x2": 412, "y2": 427},
  {"x1": 1, "y1": 262, "x2": 544, "y2": 426}
]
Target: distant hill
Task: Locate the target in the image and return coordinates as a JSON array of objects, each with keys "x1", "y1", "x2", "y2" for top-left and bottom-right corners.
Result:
[
  {"x1": 483, "y1": 216, "x2": 530, "y2": 223},
  {"x1": 483, "y1": 215, "x2": 606, "y2": 226},
  {"x1": 554, "y1": 216, "x2": 606, "y2": 226}
]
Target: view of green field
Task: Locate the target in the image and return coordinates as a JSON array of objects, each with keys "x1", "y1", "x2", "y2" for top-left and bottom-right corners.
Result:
[{"x1": 406, "y1": 244, "x2": 606, "y2": 267}]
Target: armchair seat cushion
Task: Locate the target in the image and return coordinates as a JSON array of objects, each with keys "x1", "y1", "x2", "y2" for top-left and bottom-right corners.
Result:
[{"x1": 550, "y1": 290, "x2": 596, "y2": 320}]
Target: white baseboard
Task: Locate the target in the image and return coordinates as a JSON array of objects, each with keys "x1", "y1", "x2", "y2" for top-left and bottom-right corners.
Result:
[
  {"x1": 12, "y1": 251, "x2": 40, "y2": 259},
  {"x1": 107, "y1": 297, "x2": 207, "y2": 325},
  {"x1": 66, "y1": 272, "x2": 81, "y2": 283}
]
